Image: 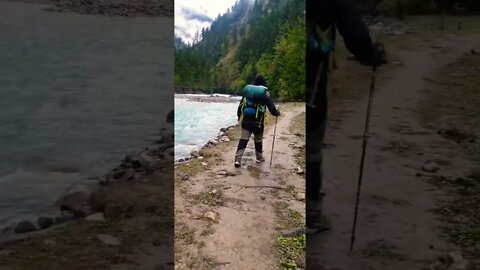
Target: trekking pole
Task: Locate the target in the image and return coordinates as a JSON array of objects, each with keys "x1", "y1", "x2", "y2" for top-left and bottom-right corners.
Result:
[
  {"x1": 350, "y1": 66, "x2": 377, "y2": 251},
  {"x1": 269, "y1": 116, "x2": 278, "y2": 168}
]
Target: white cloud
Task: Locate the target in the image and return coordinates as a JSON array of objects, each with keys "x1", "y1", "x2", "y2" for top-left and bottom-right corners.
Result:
[{"x1": 175, "y1": 0, "x2": 238, "y2": 43}]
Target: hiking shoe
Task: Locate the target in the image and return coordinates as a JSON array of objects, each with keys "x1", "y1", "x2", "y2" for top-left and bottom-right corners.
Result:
[
  {"x1": 256, "y1": 156, "x2": 265, "y2": 163},
  {"x1": 282, "y1": 216, "x2": 331, "y2": 237},
  {"x1": 234, "y1": 156, "x2": 242, "y2": 168},
  {"x1": 281, "y1": 225, "x2": 330, "y2": 237},
  {"x1": 307, "y1": 215, "x2": 331, "y2": 233}
]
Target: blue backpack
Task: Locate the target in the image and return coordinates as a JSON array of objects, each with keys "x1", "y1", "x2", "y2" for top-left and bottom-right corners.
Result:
[{"x1": 240, "y1": 84, "x2": 267, "y2": 122}]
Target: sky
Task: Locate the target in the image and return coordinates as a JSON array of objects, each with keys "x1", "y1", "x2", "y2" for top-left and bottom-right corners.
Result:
[{"x1": 175, "y1": 0, "x2": 238, "y2": 43}]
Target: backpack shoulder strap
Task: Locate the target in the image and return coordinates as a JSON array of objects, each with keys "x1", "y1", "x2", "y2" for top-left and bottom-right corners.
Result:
[
  {"x1": 315, "y1": 24, "x2": 336, "y2": 72},
  {"x1": 239, "y1": 98, "x2": 247, "y2": 123}
]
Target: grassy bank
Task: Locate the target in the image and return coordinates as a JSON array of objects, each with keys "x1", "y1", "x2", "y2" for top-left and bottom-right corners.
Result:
[
  {"x1": 0, "y1": 170, "x2": 175, "y2": 270},
  {"x1": 271, "y1": 110, "x2": 307, "y2": 270}
]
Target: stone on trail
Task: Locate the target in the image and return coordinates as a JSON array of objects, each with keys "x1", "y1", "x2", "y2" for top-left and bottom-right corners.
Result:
[
  {"x1": 0, "y1": 250, "x2": 16, "y2": 256},
  {"x1": 217, "y1": 170, "x2": 228, "y2": 176},
  {"x1": 85, "y1": 213, "x2": 105, "y2": 222},
  {"x1": 201, "y1": 162, "x2": 208, "y2": 166},
  {"x1": 447, "y1": 251, "x2": 472, "y2": 270},
  {"x1": 217, "y1": 170, "x2": 236, "y2": 177},
  {"x1": 203, "y1": 211, "x2": 219, "y2": 222},
  {"x1": 220, "y1": 136, "x2": 230, "y2": 142},
  {"x1": 96, "y1": 234, "x2": 121, "y2": 246},
  {"x1": 295, "y1": 167, "x2": 304, "y2": 175},
  {"x1": 14, "y1": 221, "x2": 37, "y2": 234},
  {"x1": 37, "y1": 217, "x2": 55, "y2": 229},
  {"x1": 295, "y1": 192, "x2": 306, "y2": 201},
  {"x1": 423, "y1": 161, "x2": 440, "y2": 173},
  {"x1": 181, "y1": 174, "x2": 190, "y2": 181},
  {"x1": 469, "y1": 167, "x2": 480, "y2": 181}
]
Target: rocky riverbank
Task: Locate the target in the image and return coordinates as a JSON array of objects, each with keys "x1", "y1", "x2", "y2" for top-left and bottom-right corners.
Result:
[
  {"x1": 7, "y1": 0, "x2": 173, "y2": 17},
  {"x1": 175, "y1": 124, "x2": 238, "y2": 164},
  {"x1": 0, "y1": 110, "x2": 174, "y2": 243},
  {"x1": 174, "y1": 86, "x2": 208, "y2": 94},
  {"x1": 175, "y1": 94, "x2": 241, "y2": 103}
]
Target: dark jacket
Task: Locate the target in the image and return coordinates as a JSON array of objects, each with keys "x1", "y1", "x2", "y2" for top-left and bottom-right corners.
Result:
[
  {"x1": 306, "y1": 0, "x2": 377, "y2": 132},
  {"x1": 237, "y1": 90, "x2": 278, "y2": 133}
]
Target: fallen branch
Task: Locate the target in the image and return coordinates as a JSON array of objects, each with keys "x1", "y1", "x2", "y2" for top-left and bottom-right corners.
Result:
[
  {"x1": 238, "y1": 185, "x2": 285, "y2": 190},
  {"x1": 222, "y1": 205, "x2": 257, "y2": 212}
]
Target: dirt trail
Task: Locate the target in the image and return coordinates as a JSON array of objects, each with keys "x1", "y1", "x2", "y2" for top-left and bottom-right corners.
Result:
[
  {"x1": 175, "y1": 105, "x2": 306, "y2": 269},
  {"x1": 308, "y1": 34, "x2": 480, "y2": 270}
]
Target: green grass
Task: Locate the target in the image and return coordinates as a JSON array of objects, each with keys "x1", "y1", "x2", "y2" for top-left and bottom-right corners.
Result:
[
  {"x1": 175, "y1": 222, "x2": 196, "y2": 246},
  {"x1": 191, "y1": 186, "x2": 229, "y2": 207},
  {"x1": 273, "y1": 202, "x2": 305, "y2": 269},
  {"x1": 276, "y1": 234, "x2": 306, "y2": 270},
  {"x1": 0, "y1": 221, "x2": 136, "y2": 270}
]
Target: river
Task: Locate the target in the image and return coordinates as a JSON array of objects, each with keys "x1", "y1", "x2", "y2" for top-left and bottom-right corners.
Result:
[
  {"x1": 174, "y1": 95, "x2": 239, "y2": 160},
  {"x1": 0, "y1": 1, "x2": 173, "y2": 229}
]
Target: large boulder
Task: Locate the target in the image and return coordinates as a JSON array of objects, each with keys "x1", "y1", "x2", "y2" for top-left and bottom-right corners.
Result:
[
  {"x1": 138, "y1": 152, "x2": 161, "y2": 173},
  {"x1": 58, "y1": 191, "x2": 89, "y2": 218},
  {"x1": 166, "y1": 110, "x2": 174, "y2": 123},
  {"x1": 37, "y1": 217, "x2": 55, "y2": 229},
  {"x1": 422, "y1": 161, "x2": 440, "y2": 173},
  {"x1": 112, "y1": 169, "x2": 135, "y2": 182},
  {"x1": 89, "y1": 190, "x2": 107, "y2": 212},
  {"x1": 85, "y1": 213, "x2": 105, "y2": 222},
  {"x1": 15, "y1": 221, "x2": 37, "y2": 234},
  {"x1": 96, "y1": 234, "x2": 121, "y2": 246}
]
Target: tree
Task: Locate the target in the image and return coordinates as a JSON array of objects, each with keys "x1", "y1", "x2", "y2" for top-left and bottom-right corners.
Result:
[{"x1": 257, "y1": 18, "x2": 305, "y2": 100}]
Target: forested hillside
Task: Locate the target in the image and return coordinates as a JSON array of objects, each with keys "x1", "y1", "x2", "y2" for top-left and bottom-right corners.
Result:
[
  {"x1": 174, "y1": 0, "x2": 479, "y2": 100},
  {"x1": 175, "y1": 0, "x2": 305, "y2": 101}
]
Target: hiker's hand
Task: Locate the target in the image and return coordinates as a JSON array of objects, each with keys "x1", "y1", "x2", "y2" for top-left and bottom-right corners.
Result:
[
  {"x1": 274, "y1": 110, "x2": 280, "y2": 117},
  {"x1": 369, "y1": 42, "x2": 387, "y2": 67},
  {"x1": 360, "y1": 42, "x2": 386, "y2": 67}
]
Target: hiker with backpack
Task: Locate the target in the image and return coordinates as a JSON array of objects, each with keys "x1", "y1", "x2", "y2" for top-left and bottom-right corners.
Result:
[
  {"x1": 235, "y1": 75, "x2": 280, "y2": 168},
  {"x1": 282, "y1": 0, "x2": 387, "y2": 239}
]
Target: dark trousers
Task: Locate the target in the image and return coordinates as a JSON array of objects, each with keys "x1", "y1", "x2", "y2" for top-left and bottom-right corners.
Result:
[
  {"x1": 306, "y1": 40, "x2": 329, "y2": 227},
  {"x1": 235, "y1": 124, "x2": 264, "y2": 160}
]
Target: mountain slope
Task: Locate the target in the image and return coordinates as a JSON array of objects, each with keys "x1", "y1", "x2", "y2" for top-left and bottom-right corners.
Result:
[{"x1": 175, "y1": 0, "x2": 305, "y2": 101}]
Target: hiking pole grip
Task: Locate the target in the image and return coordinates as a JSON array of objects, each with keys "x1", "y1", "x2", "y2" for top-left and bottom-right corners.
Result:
[
  {"x1": 307, "y1": 61, "x2": 324, "y2": 109},
  {"x1": 350, "y1": 66, "x2": 377, "y2": 251}
]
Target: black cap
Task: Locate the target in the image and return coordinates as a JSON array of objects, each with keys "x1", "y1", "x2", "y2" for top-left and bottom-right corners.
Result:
[{"x1": 253, "y1": 75, "x2": 267, "y2": 87}]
